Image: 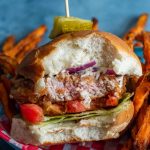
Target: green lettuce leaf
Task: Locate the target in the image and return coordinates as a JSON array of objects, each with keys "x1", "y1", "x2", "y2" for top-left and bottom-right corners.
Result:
[{"x1": 42, "y1": 93, "x2": 133, "y2": 125}]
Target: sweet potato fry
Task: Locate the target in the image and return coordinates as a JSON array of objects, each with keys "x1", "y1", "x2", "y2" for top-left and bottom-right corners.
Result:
[
  {"x1": 141, "y1": 63, "x2": 146, "y2": 73},
  {"x1": 121, "y1": 138, "x2": 133, "y2": 150},
  {"x1": 16, "y1": 35, "x2": 43, "y2": 63},
  {"x1": 92, "y1": 17, "x2": 99, "y2": 30},
  {"x1": 128, "y1": 97, "x2": 149, "y2": 150},
  {"x1": 0, "y1": 75, "x2": 11, "y2": 93},
  {"x1": 0, "y1": 54, "x2": 18, "y2": 75},
  {"x1": 143, "y1": 32, "x2": 150, "y2": 72},
  {"x1": 2, "y1": 35, "x2": 15, "y2": 53},
  {"x1": 0, "y1": 82, "x2": 13, "y2": 120},
  {"x1": 133, "y1": 83, "x2": 149, "y2": 116},
  {"x1": 0, "y1": 54, "x2": 18, "y2": 68},
  {"x1": 132, "y1": 100, "x2": 148, "y2": 139},
  {"x1": 133, "y1": 83, "x2": 150, "y2": 115},
  {"x1": 135, "y1": 33, "x2": 144, "y2": 42},
  {"x1": 133, "y1": 73, "x2": 150, "y2": 116},
  {"x1": 134, "y1": 106, "x2": 150, "y2": 150},
  {"x1": 123, "y1": 13, "x2": 148, "y2": 49},
  {"x1": 5, "y1": 25, "x2": 47, "y2": 58},
  {"x1": 0, "y1": 59, "x2": 15, "y2": 75}
]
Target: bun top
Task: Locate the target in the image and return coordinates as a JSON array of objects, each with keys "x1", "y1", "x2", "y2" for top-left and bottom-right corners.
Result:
[{"x1": 17, "y1": 31, "x2": 142, "y2": 89}]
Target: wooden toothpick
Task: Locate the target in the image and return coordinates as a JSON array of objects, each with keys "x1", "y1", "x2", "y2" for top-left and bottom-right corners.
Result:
[{"x1": 65, "y1": 0, "x2": 70, "y2": 17}]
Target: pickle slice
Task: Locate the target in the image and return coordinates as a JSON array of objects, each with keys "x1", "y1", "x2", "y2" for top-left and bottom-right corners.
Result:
[{"x1": 49, "y1": 16, "x2": 93, "y2": 39}]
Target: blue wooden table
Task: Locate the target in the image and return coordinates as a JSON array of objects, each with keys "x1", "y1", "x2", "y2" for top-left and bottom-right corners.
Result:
[{"x1": 0, "y1": 0, "x2": 150, "y2": 149}]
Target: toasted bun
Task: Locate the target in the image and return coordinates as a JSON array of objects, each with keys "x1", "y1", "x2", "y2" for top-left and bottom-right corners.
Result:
[
  {"x1": 17, "y1": 31, "x2": 142, "y2": 92},
  {"x1": 11, "y1": 100, "x2": 134, "y2": 146}
]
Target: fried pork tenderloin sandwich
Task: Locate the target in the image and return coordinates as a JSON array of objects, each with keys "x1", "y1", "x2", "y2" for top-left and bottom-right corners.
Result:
[{"x1": 10, "y1": 31, "x2": 142, "y2": 146}]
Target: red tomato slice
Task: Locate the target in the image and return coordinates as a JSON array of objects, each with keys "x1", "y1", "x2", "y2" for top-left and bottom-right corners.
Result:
[
  {"x1": 105, "y1": 96, "x2": 118, "y2": 107},
  {"x1": 20, "y1": 104, "x2": 44, "y2": 123},
  {"x1": 66, "y1": 100, "x2": 86, "y2": 113}
]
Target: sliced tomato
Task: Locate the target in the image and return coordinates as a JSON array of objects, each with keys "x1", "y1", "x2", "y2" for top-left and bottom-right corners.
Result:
[
  {"x1": 105, "y1": 96, "x2": 118, "y2": 107},
  {"x1": 66, "y1": 100, "x2": 86, "y2": 113},
  {"x1": 20, "y1": 104, "x2": 44, "y2": 123}
]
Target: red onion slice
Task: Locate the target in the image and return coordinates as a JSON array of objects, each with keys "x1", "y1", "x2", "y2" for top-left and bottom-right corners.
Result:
[
  {"x1": 105, "y1": 69, "x2": 116, "y2": 75},
  {"x1": 92, "y1": 67, "x2": 99, "y2": 72},
  {"x1": 67, "y1": 61, "x2": 96, "y2": 74}
]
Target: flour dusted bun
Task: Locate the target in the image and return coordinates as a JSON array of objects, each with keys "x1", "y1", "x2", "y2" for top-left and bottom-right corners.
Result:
[
  {"x1": 17, "y1": 31, "x2": 142, "y2": 91},
  {"x1": 11, "y1": 100, "x2": 134, "y2": 146}
]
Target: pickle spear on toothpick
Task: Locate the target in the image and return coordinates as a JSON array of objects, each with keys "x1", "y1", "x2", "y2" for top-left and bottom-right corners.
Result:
[{"x1": 49, "y1": 0, "x2": 93, "y2": 39}]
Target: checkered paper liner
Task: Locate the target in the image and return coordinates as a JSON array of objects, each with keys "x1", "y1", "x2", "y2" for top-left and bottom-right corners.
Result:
[{"x1": 0, "y1": 48, "x2": 143, "y2": 150}]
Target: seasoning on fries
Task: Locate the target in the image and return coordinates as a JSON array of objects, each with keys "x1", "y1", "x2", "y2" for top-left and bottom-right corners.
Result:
[{"x1": 123, "y1": 13, "x2": 148, "y2": 49}]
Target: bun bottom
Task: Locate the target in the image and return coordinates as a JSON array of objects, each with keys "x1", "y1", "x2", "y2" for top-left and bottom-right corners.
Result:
[{"x1": 10, "y1": 101, "x2": 134, "y2": 146}]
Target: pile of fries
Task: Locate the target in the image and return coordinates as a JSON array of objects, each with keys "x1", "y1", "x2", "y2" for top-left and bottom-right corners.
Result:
[
  {"x1": 122, "y1": 13, "x2": 150, "y2": 150},
  {"x1": 0, "y1": 25, "x2": 47, "y2": 121},
  {"x1": 0, "y1": 14, "x2": 149, "y2": 149}
]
